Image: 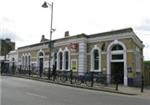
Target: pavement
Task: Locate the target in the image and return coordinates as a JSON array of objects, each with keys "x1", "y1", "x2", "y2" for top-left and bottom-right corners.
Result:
[
  {"x1": 2, "y1": 74, "x2": 150, "y2": 97},
  {"x1": 2, "y1": 76, "x2": 150, "y2": 105}
]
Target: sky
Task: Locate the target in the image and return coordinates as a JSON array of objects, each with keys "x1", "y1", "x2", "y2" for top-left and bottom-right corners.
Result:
[{"x1": 0, "y1": 0, "x2": 150, "y2": 60}]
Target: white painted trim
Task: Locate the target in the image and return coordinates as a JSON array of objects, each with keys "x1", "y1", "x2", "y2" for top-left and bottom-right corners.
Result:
[
  {"x1": 63, "y1": 47, "x2": 71, "y2": 71},
  {"x1": 57, "y1": 48, "x2": 63, "y2": 71},
  {"x1": 37, "y1": 49, "x2": 45, "y2": 67},
  {"x1": 54, "y1": 38, "x2": 87, "y2": 47},
  {"x1": 107, "y1": 40, "x2": 128, "y2": 86},
  {"x1": 71, "y1": 59, "x2": 78, "y2": 71},
  {"x1": 70, "y1": 53, "x2": 78, "y2": 56},
  {"x1": 88, "y1": 33, "x2": 131, "y2": 43},
  {"x1": 90, "y1": 45, "x2": 101, "y2": 72},
  {"x1": 78, "y1": 42, "x2": 87, "y2": 75}
]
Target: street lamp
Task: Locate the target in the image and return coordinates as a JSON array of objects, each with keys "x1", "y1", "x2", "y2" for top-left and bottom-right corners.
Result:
[{"x1": 42, "y1": 1, "x2": 54, "y2": 80}]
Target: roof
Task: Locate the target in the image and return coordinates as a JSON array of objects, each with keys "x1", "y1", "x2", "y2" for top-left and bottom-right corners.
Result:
[
  {"x1": 18, "y1": 27, "x2": 142, "y2": 49},
  {"x1": 88, "y1": 27, "x2": 133, "y2": 38}
]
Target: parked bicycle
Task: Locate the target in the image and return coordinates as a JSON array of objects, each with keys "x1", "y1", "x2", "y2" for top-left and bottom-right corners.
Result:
[
  {"x1": 94, "y1": 73, "x2": 107, "y2": 86},
  {"x1": 55, "y1": 71, "x2": 70, "y2": 83},
  {"x1": 73, "y1": 72, "x2": 92, "y2": 87}
]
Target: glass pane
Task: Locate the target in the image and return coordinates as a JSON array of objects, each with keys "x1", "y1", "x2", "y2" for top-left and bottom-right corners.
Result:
[
  {"x1": 112, "y1": 54, "x2": 123, "y2": 60},
  {"x1": 65, "y1": 52, "x2": 68, "y2": 69},
  {"x1": 59, "y1": 52, "x2": 62, "y2": 69},
  {"x1": 94, "y1": 50, "x2": 99, "y2": 59},
  {"x1": 39, "y1": 52, "x2": 43, "y2": 56},
  {"x1": 94, "y1": 60, "x2": 99, "y2": 70},
  {"x1": 93, "y1": 50, "x2": 99, "y2": 70},
  {"x1": 112, "y1": 44, "x2": 123, "y2": 51}
]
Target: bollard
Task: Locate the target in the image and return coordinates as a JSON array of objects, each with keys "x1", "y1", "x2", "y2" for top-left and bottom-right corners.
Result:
[
  {"x1": 115, "y1": 74, "x2": 119, "y2": 91},
  {"x1": 91, "y1": 72, "x2": 94, "y2": 87},
  {"x1": 70, "y1": 70, "x2": 73, "y2": 84}
]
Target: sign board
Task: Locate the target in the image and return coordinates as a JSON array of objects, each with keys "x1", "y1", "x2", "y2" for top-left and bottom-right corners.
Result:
[
  {"x1": 127, "y1": 67, "x2": 132, "y2": 72},
  {"x1": 68, "y1": 43, "x2": 78, "y2": 52},
  {"x1": 71, "y1": 59, "x2": 77, "y2": 72}
]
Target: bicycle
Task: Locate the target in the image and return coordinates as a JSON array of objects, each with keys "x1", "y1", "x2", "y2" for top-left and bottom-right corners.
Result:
[
  {"x1": 74, "y1": 72, "x2": 92, "y2": 87},
  {"x1": 94, "y1": 73, "x2": 107, "y2": 86}
]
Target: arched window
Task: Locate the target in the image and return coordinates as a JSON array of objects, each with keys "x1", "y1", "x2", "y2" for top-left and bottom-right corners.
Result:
[
  {"x1": 64, "y1": 51, "x2": 69, "y2": 70},
  {"x1": 39, "y1": 52, "x2": 44, "y2": 56},
  {"x1": 59, "y1": 52, "x2": 63, "y2": 70},
  {"x1": 38, "y1": 51, "x2": 44, "y2": 69},
  {"x1": 93, "y1": 49, "x2": 99, "y2": 70},
  {"x1": 25, "y1": 56, "x2": 27, "y2": 68},
  {"x1": 111, "y1": 44, "x2": 124, "y2": 60},
  {"x1": 91, "y1": 45, "x2": 101, "y2": 71},
  {"x1": 28, "y1": 55, "x2": 30, "y2": 66},
  {"x1": 111, "y1": 44, "x2": 123, "y2": 51}
]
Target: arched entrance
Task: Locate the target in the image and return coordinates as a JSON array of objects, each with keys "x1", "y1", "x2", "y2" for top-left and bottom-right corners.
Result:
[
  {"x1": 110, "y1": 44, "x2": 124, "y2": 84},
  {"x1": 107, "y1": 40, "x2": 127, "y2": 86}
]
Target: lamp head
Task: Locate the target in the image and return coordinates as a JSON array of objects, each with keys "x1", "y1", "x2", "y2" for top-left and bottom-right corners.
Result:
[{"x1": 42, "y1": 1, "x2": 48, "y2": 8}]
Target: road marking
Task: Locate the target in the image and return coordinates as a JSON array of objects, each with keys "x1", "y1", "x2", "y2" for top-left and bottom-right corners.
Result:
[{"x1": 26, "y1": 92, "x2": 47, "y2": 99}]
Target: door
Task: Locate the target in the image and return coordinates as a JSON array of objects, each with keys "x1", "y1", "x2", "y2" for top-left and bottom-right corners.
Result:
[
  {"x1": 39, "y1": 58, "x2": 43, "y2": 77},
  {"x1": 111, "y1": 62, "x2": 124, "y2": 84}
]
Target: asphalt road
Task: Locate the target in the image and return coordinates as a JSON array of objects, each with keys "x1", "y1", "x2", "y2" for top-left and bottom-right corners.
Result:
[{"x1": 1, "y1": 76, "x2": 150, "y2": 105}]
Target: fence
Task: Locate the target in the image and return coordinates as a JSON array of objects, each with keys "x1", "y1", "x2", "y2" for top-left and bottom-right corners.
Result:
[
  {"x1": 1, "y1": 65, "x2": 144, "y2": 92},
  {"x1": 144, "y1": 67, "x2": 150, "y2": 85}
]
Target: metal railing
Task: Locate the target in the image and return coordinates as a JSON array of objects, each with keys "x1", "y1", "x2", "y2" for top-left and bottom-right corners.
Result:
[{"x1": 1, "y1": 65, "x2": 144, "y2": 92}]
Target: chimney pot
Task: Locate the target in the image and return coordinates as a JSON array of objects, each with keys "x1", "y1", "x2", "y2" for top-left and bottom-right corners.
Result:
[{"x1": 65, "y1": 31, "x2": 69, "y2": 37}]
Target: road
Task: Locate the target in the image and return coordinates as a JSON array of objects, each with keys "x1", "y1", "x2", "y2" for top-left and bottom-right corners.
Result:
[{"x1": 0, "y1": 76, "x2": 150, "y2": 105}]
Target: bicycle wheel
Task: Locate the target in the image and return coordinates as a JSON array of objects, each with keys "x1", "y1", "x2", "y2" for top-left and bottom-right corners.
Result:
[
  {"x1": 55, "y1": 73, "x2": 61, "y2": 82},
  {"x1": 75, "y1": 76, "x2": 82, "y2": 85},
  {"x1": 85, "y1": 77, "x2": 92, "y2": 87},
  {"x1": 60, "y1": 75, "x2": 67, "y2": 83},
  {"x1": 70, "y1": 75, "x2": 77, "y2": 84}
]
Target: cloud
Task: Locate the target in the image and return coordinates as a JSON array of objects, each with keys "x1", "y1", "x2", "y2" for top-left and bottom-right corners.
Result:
[
  {"x1": 135, "y1": 18, "x2": 150, "y2": 32},
  {"x1": 1, "y1": 17, "x2": 13, "y2": 23},
  {"x1": 0, "y1": 28, "x2": 21, "y2": 42}
]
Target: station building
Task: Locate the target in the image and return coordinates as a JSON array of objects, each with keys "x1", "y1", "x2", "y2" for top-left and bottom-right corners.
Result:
[{"x1": 17, "y1": 28, "x2": 144, "y2": 86}]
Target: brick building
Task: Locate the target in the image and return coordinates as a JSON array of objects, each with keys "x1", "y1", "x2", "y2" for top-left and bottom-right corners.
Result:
[
  {"x1": 0, "y1": 38, "x2": 15, "y2": 73},
  {"x1": 0, "y1": 38, "x2": 15, "y2": 56},
  {"x1": 17, "y1": 28, "x2": 144, "y2": 86}
]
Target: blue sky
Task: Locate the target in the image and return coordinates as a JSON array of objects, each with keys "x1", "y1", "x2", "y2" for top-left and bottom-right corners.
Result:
[{"x1": 0, "y1": 0, "x2": 150, "y2": 60}]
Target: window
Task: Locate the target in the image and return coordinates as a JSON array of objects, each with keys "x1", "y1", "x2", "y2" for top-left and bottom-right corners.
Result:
[
  {"x1": 112, "y1": 54, "x2": 123, "y2": 60},
  {"x1": 54, "y1": 53, "x2": 57, "y2": 69},
  {"x1": 28, "y1": 56, "x2": 30, "y2": 66},
  {"x1": 25, "y1": 56, "x2": 27, "y2": 68},
  {"x1": 93, "y1": 49, "x2": 99, "y2": 70},
  {"x1": 112, "y1": 44, "x2": 123, "y2": 51},
  {"x1": 111, "y1": 44, "x2": 124, "y2": 61},
  {"x1": 64, "y1": 51, "x2": 69, "y2": 70},
  {"x1": 39, "y1": 52, "x2": 43, "y2": 56},
  {"x1": 59, "y1": 52, "x2": 63, "y2": 70}
]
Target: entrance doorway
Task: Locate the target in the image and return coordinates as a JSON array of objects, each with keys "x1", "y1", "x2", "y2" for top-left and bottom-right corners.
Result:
[
  {"x1": 111, "y1": 62, "x2": 124, "y2": 84},
  {"x1": 39, "y1": 58, "x2": 43, "y2": 77}
]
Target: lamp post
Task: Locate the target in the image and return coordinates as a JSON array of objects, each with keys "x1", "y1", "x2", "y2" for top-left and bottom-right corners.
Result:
[{"x1": 42, "y1": 1, "x2": 54, "y2": 80}]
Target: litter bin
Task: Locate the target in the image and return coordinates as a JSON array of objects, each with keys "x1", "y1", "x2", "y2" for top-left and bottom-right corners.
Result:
[
  {"x1": 128, "y1": 71, "x2": 136, "y2": 86},
  {"x1": 128, "y1": 78, "x2": 133, "y2": 86}
]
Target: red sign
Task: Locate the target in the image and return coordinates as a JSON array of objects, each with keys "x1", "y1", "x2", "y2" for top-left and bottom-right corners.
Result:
[{"x1": 69, "y1": 43, "x2": 78, "y2": 49}]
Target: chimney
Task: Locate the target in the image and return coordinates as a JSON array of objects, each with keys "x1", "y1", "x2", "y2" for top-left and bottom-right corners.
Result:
[
  {"x1": 64, "y1": 31, "x2": 69, "y2": 37},
  {"x1": 5, "y1": 38, "x2": 11, "y2": 42},
  {"x1": 40, "y1": 35, "x2": 45, "y2": 42}
]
